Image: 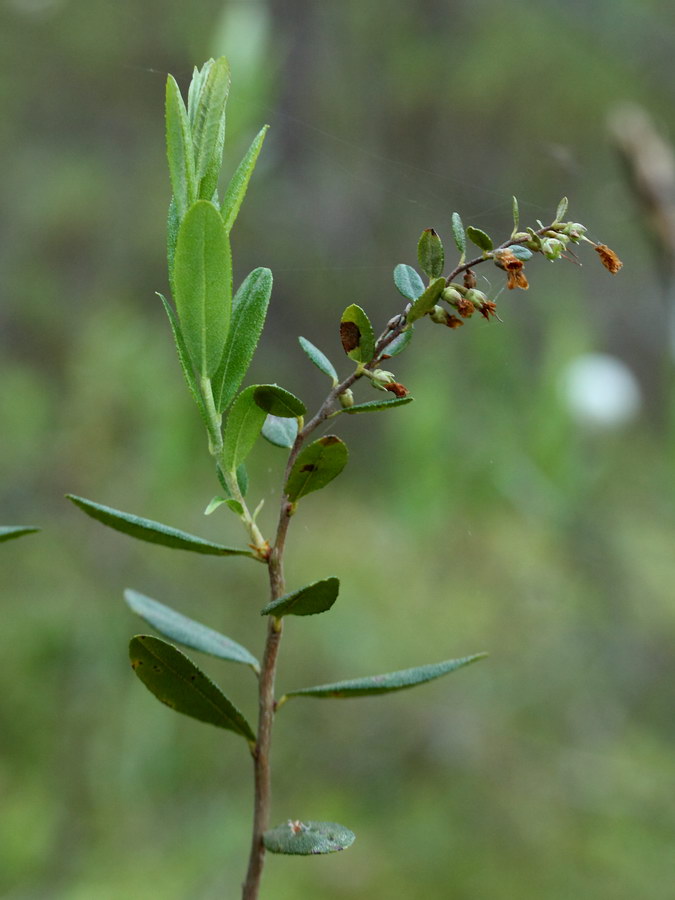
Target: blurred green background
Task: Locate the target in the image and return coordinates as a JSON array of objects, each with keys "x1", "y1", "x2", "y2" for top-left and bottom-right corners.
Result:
[{"x1": 2, "y1": 0, "x2": 674, "y2": 897}]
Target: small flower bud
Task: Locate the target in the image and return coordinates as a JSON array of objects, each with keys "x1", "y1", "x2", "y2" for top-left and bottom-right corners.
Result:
[
  {"x1": 441, "y1": 287, "x2": 463, "y2": 305},
  {"x1": 429, "y1": 304, "x2": 448, "y2": 324},
  {"x1": 338, "y1": 388, "x2": 355, "y2": 408},
  {"x1": 464, "y1": 289, "x2": 488, "y2": 306},
  {"x1": 540, "y1": 238, "x2": 566, "y2": 260},
  {"x1": 463, "y1": 269, "x2": 477, "y2": 289},
  {"x1": 370, "y1": 369, "x2": 397, "y2": 391},
  {"x1": 560, "y1": 222, "x2": 587, "y2": 242}
]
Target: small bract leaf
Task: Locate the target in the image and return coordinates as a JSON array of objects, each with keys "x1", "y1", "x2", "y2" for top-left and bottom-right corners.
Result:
[
  {"x1": 222, "y1": 385, "x2": 268, "y2": 473},
  {"x1": 385, "y1": 326, "x2": 413, "y2": 357},
  {"x1": 221, "y1": 125, "x2": 269, "y2": 233},
  {"x1": 212, "y1": 267, "x2": 272, "y2": 413},
  {"x1": 555, "y1": 196, "x2": 569, "y2": 222},
  {"x1": 263, "y1": 820, "x2": 355, "y2": 855},
  {"x1": 407, "y1": 276, "x2": 446, "y2": 324},
  {"x1": 512, "y1": 196, "x2": 520, "y2": 233},
  {"x1": 129, "y1": 635, "x2": 255, "y2": 741},
  {"x1": 342, "y1": 396, "x2": 413, "y2": 414},
  {"x1": 417, "y1": 228, "x2": 445, "y2": 279},
  {"x1": 508, "y1": 244, "x2": 533, "y2": 261},
  {"x1": 173, "y1": 200, "x2": 231, "y2": 378},
  {"x1": 253, "y1": 385, "x2": 306, "y2": 418},
  {"x1": 125, "y1": 590, "x2": 259, "y2": 671},
  {"x1": 393, "y1": 263, "x2": 425, "y2": 302},
  {"x1": 451, "y1": 212, "x2": 466, "y2": 256},
  {"x1": 165, "y1": 75, "x2": 197, "y2": 222},
  {"x1": 0, "y1": 526, "x2": 39, "y2": 544},
  {"x1": 298, "y1": 336, "x2": 338, "y2": 383},
  {"x1": 260, "y1": 576, "x2": 339, "y2": 618},
  {"x1": 66, "y1": 495, "x2": 254, "y2": 557},
  {"x1": 285, "y1": 436, "x2": 348, "y2": 503},
  {"x1": 466, "y1": 226, "x2": 493, "y2": 253},
  {"x1": 286, "y1": 653, "x2": 486, "y2": 699},
  {"x1": 204, "y1": 495, "x2": 228, "y2": 515},
  {"x1": 262, "y1": 415, "x2": 298, "y2": 449},
  {"x1": 339, "y1": 305, "x2": 375, "y2": 363},
  {"x1": 157, "y1": 293, "x2": 209, "y2": 427}
]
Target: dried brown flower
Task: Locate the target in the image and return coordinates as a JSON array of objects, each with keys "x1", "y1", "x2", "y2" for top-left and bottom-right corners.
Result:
[
  {"x1": 478, "y1": 300, "x2": 498, "y2": 320},
  {"x1": 463, "y1": 269, "x2": 477, "y2": 289},
  {"x1": 384, "y1": 381, "x2": 409, "y2": 398},
  {"x1": 594, "y1": 244, "x2": 623, "y2": 274},
  {"x1": 499, "y1": 250, "x2": 529, "y2": 290},
  {"x1": 455, "y1": 298, "x2": 475, "y2": 318},
  {"x1": 445, "y1": 315, "x2": 464, "y2": 329}
]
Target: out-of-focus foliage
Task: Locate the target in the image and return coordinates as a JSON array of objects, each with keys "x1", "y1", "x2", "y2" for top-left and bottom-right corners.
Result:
[{"x1": 1, "y1": 0, "x2": 674, "y2": 898}]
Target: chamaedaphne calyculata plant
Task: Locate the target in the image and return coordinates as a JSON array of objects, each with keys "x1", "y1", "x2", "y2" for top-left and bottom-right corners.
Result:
[{"x1": 67, "y1": 58, "x2": 622, "y2": 899}]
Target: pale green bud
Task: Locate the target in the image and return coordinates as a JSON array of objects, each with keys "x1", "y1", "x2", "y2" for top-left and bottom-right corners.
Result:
[
  {"x1": 540, "y1": 238, "x2": 566, "y2": 260},
  {"x1": 338, "y1": 389, "x2": 354, "y2": 408},
  {"x1": 441, "y1": 287, "x2": 463, "y2": 305}
]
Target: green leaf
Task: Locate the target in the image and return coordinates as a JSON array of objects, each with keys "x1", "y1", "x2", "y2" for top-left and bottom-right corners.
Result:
[
  {"x1": 285, "y1": 653, "x2": 486, "y2": 699},
  {"x1": 66, "y1": 494, "x2": 254, "y2": 557},
  {"x1": 260, "y1": 576, "x2": 339, "y2": 618},
  {"x1": 222, "y1": 385, "x2": 268, "y2": 473},
  {"x1": 509, "y1": 244, "x2": 533, "y2": 261},
  {"x1": 417, "y1": 228, "x2": 445, "y2": 278},
  {"x1": 298, "y1": 336, "x2": 338, "y2": 383},
  {"x1": 385, "y1": 326, "x2": 413, "y2": 357},
  {"x1": 204, "y1": 495, "x2": 228, "y2": 515},
  {"x1": 129, "y1": 635, "x2": 255, "y2": 741},
  {"x1": 212, "y1": 267, "x2": 273, "y2": 412},
  {"x1": 173, "y1": 200, "x2": 231, "y2": 379},
  {"x1": 339, "y1": 304, "x2": 375, "y2": 363},
  {"x1": 466, "y1": 226, "x2": 493, "y2": 253},
  {"x1": 191, "y1": 57, "x2": 231, "y2": 197},
  {"x1": 157, "y1": 293, "x2": 209, "y2": 426},
  {"x1": 0, "y1": 526, "x2": 39, "y2": 544},
  {"x1": 393, "y1": 263, "x2": 425, "y2": 302},
  {"x1": 187, "y1": 60, "x2": 210, "y2": 127},
  {"x1": 165, "y1": 75, "x2": 197, "y2": 221},
  {"x1": 262, "y1": 415, "x2": 298, "y2": 449},
  {"x1": 406, "y1": 277, "x2": 446, "y2": 324},
  {"x1": 512, "y1": 196, "x2": 519, "y2": 233},
  {"x1": 285, "y1": 436, "x2": 348, "y2": 503},
  {"x1": 263, "y1": 821, "x2": 355, "y2": 855},
  {"x1": 342, "y1": 396, "x2": 413, "y2": 414},
  {"x1": 236, "y1": 463, "x2": 249, "y2": 497},
  {"x1": 125, "y1": 590, "x2": 259, "y2": 671},
  {"x1": 555, "y1": 196, "x2": 569, "y2": 222},
  {"x1": 221, "y1": 125, "x2": 269, "y2": 232},
  {"x1": 253, "y1": 385, "x2": 306, "y2": 418},
  {"x1": 451, "y1": 212, "x2": 466, "y2": 257}
]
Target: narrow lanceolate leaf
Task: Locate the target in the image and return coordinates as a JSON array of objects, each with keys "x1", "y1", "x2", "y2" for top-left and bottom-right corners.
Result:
[
  {"x1": 129, "y1": 635, "x2": 255, "y2": 741},
  {"x1": 253, "y1": 385, "x2": 306, "y2": 418},
  {"x1": 393, "y1": 263, "x2": 425, "y2": 302},
  {"x1": 66, "y1": 495, "x2": 254, "y2": 557},
  {"x1": 191, "y1": 57, "x2": 231, "y2": 192},
  {"x1": 222, "y1": 385, "x2": 267, "y2": 473},
  {"x1": 466, "y1": 226, "x2": 493, "y2": 253},
  {"x1": 187, "y1": 60, "x2": 211, "y2": 127},
  {"x1": 555, "y1": 196, "x2": 569, "y2": 222},
  {"x1": 343, "y1": 396, "x2": 414, "y2": 414},
  {"x1": 407, "y1": 277, "x2": 446, "y2": 324},
  {"x1": 417, "y1": 228, "x2": 445, "y2": 279},
  {"x1": 264, "y1": 821, "x2": 355, "y2": 855},
  {"x1": 262, "y1": 415, "x2": 298, "y2": 449},
  {"x1": 451, "y1": 212, "x2": 466, "y2": 257},
  {"x1": 298, "y1": 336, "x2": 338, "y2": 383},
  {"x1": 125, "y1": 590, "x2": 259, "y2": 671},
  {"x1": 157, "y1": 293, "x2": 208, "y2": 426},
  {"x1": 285, "y1": 436, "x2": 348, "y2": 503},
  {"x1": 260, "y1": 576, "x2": 339, "y2": 618},
  {"x1": 285, "y1": 653, "x2": 486, "y2": 699},
  {"x1": 385, "y1": 326, "x2": 413, "y2": 357},
  {"x1": 221, "y1": 125, "x2": 269, "y2": 233},
  {"x1": 339, "y1": 304, "x2": 375, "y2": 363},
  {"x1": 173, "y1": 200, "x2": 231, "y2": 378},
  {"x1": 212, "y1": 267, "x2": 273, "y2": 412},
  {"x1": 512, "y1": 196, "x2": 520, "y2": 233},
  {"x1": 165, "y1": 75, "x2": 197, "y2": 221},
  {"x1": 0, "y1": 526, "x2": 39, "y2": 544}
]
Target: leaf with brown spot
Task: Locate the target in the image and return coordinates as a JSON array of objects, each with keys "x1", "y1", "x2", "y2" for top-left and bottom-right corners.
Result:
[
  {"x1": 285, "y1": 436, "x2": 348, "y2": 502},
  {"x1": 339, "y1": 305, "x2": 374, "y2": 362}
]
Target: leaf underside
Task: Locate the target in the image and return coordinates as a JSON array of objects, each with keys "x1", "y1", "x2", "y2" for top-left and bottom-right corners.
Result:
[{"x1": 263, "y1": 821, "x2": 355, "y2": 855}]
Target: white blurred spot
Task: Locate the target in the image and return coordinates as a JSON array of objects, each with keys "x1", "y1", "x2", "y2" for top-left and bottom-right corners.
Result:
[{"x1": 560, "y1": 353, "x2": 641, "y2": 428}]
